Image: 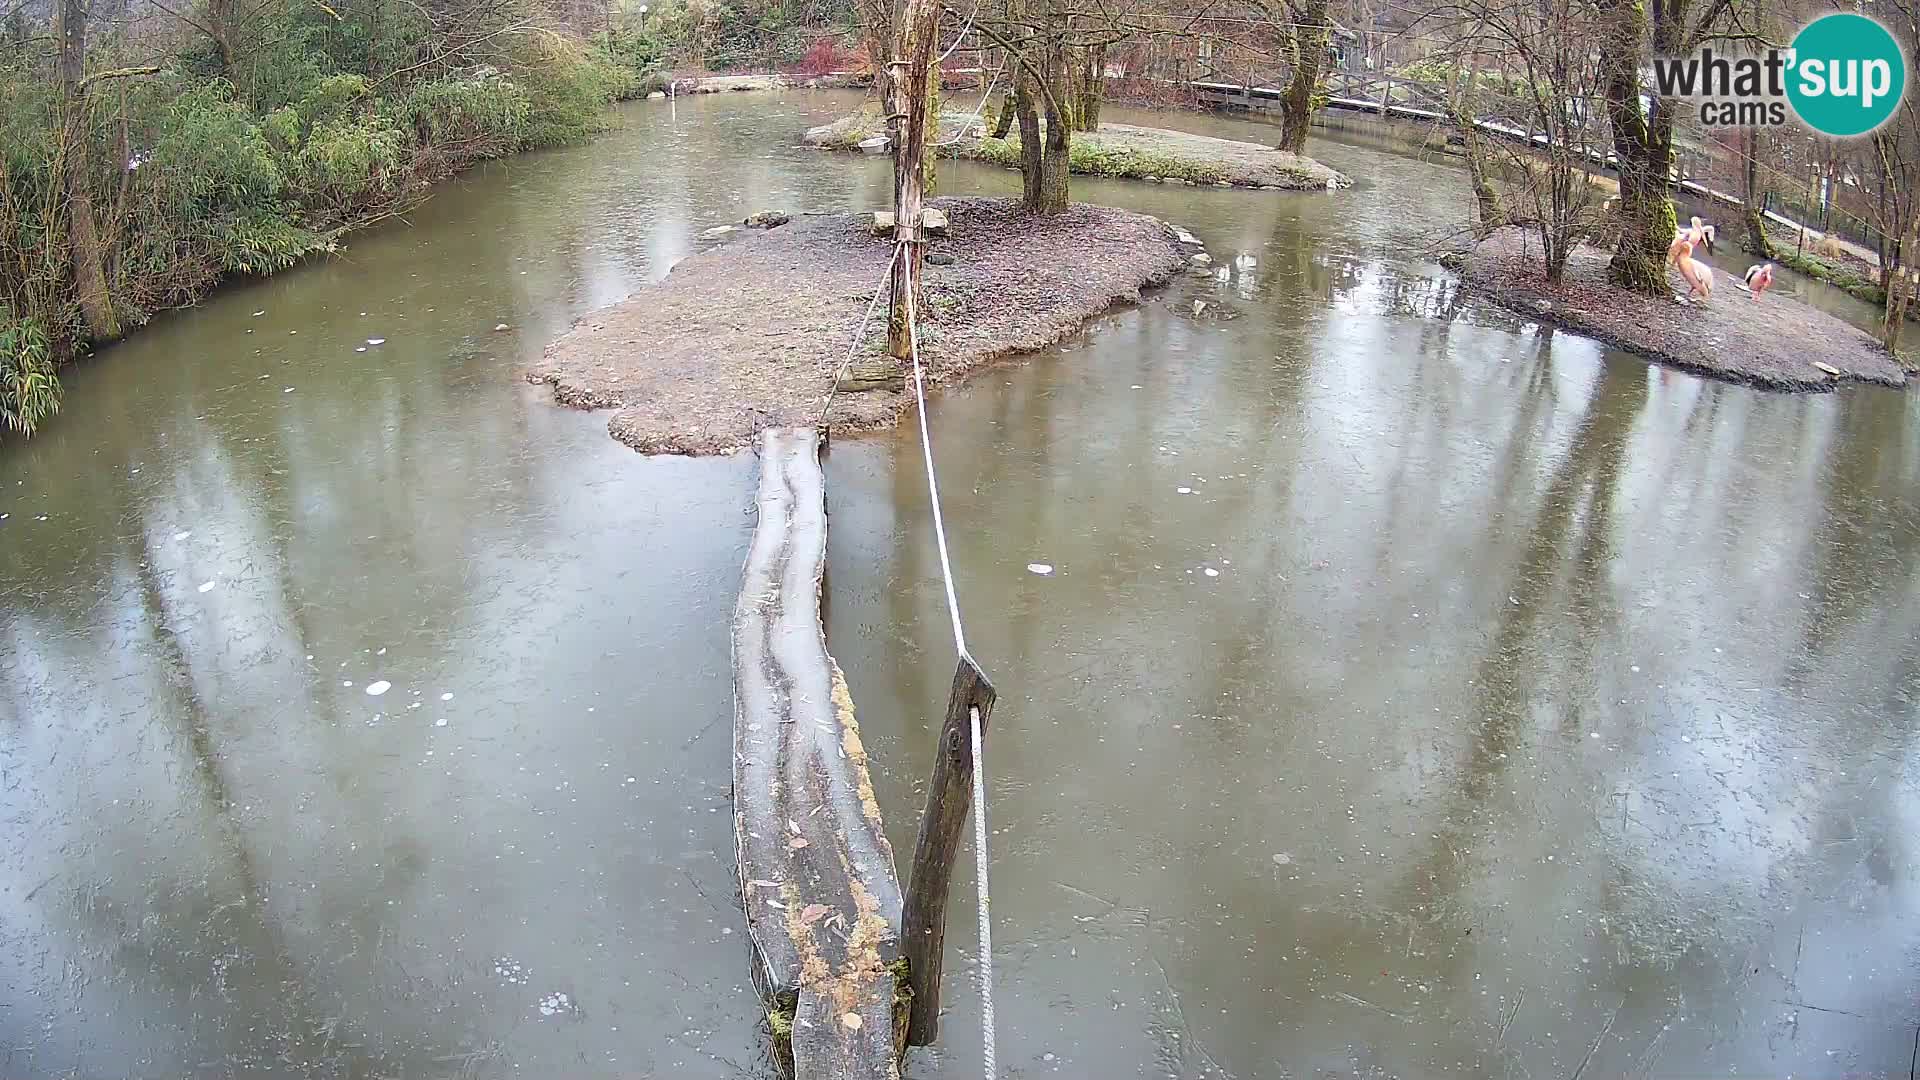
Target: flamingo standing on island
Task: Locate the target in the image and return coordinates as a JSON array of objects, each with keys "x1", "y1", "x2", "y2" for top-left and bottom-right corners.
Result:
[
  {"x1": 1744, "y1": 262, "x2": 1777, "y2": 300},
  {"x1": 1677, "y1": 215, "x2": 1717, "y2": 253},
  {"x1": 1667, "y1": 232, "x2": 1714, "y2": 301}
]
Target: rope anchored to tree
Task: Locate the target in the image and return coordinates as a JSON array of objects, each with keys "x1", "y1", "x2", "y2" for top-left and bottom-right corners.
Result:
[{"x1": 898, "y1": 241, "x2": 1000, "y2": 1079}]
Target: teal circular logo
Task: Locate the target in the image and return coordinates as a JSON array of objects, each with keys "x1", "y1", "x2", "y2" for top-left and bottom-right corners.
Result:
[{"x1": 1787, "y1": 13, "x2": 1907, "y2": 137}]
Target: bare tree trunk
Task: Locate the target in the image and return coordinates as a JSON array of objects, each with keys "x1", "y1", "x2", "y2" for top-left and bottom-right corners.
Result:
[
  {"x1": 207, "y1": 0, "x2": 237, "y2": 73},
  {"x1": 1277, "y1": 0, "x2": 1331, "y2": 153},
  {"x1": 1886, "y1": 216, "x2": 1915, "y2": 355},
  {"x1": 884, "y1": 0, "x2": 939, "y2": 361},
  {"x1": 58, "y1": 0, "x2": 118, "y2": 342},
  {"x1": 1742, "y1": 128, "x2": 1773, "y2": 258},
  {"x1": 1032, "y1": 26, "x2": 1070, "y2": 213},
  {"x1": 1596, "y1": 0, "x2": 1675, "y2": 295},
  {"x1": 1014, "y1": 62, "x2": 1044, "y2": 207},
  {"x1": 858, "y1": 0, "x2": 894, "y2": 103},
  {"x1": 1447, "y1": 67, "x2": 1503, "y2": 235}
]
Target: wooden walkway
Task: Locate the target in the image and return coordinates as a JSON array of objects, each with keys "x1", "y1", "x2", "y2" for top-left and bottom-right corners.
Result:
[{"x1": 732, "y1": 427, "x2": 905, "y2": 1079}]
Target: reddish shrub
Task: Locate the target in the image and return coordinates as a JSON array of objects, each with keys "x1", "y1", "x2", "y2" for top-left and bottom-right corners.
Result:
[{"x1": 794, "y1": 35, "x2": 855, "y2": 76}]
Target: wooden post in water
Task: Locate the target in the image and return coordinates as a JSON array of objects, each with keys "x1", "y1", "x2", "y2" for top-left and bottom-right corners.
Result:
[
  {"x1": 885, "y1": 0, "x2": 941, "y2": 363},
  {"x1": 900, "y1": 653, "x2": 996, "y2": 1045}
]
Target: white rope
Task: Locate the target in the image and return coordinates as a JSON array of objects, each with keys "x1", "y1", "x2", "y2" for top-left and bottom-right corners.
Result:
[
  {"x1": 938, "y1": 0, "x2": 984, "y2": 63},
  {"x1": 932, "y1": 67, "x2": 1003, "y2": 149},
  {"x1": 817, "y1": 245, "x2": 904, "y2": 426},
  {"x1": 902, "y1": 251, "x2": 968, "y2": 658},
  {"x1": 902, "y1": 249, "x2": 996, "y2": 1077},
  {"x1": 969, "y1": 701, "x2": 995, "y2": 1080}
]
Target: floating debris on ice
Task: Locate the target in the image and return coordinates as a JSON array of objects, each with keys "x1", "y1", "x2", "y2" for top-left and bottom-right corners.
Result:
[
  {"x1": 493, "y1": 957, "x2": 528, "y2": 985},
  {"x1": 1176, "y1": 487, "x2": 1193, "y2": 495},
  {"x1": 1272, "y1": 853, "x2": 1291, "y2": 865},
  {"x1": 441, "y1": 692, "x2": 454, "y2": 701},
  {"x1": 435, "y1": 717, "x2": 448, "y2": 727},
  {"x1": 365, "y1": 680, "x2": 391, "y2": 696},
  {"x1": 1027, "y1": 563, "x2": 1054, "y2": 576},
  {"x1": 355, "y1": 347, "x2": 367, "y2": 353},
  {"x1": 252, "y1": 311, "x2": 265, "y2": 317},
  {"x1": 1204, "y1": 567, "x2": 1220, "y2": 578},
  {"x1": 283, "y1": 387, "x2": 295, "y2": 393},
  {"x1": 174, "y1": 531, "x2": 191, "y2": 541},
  {"x1": 197, "y1": 580, "x2": 216, "y2": 593},
  {"x1": 366, "y1": 337, "x2": 386, "y2": 346},
  {"x1": 537, "y1": 992, "x2": 572, "y2": 1017}
]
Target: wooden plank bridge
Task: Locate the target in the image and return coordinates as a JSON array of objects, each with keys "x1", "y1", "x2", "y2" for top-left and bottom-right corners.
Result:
[{"x1": 733, "y1": 428, "x2": 905, "y2": 1078}]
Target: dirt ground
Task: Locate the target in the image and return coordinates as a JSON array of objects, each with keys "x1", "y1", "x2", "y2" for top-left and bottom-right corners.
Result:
[
  {"x1": 529, "y1": 198, "x2": 1187, "y2": 454},
  {"x1": 1458, "y1": 227, "x2": 1909, "y2": 391}
]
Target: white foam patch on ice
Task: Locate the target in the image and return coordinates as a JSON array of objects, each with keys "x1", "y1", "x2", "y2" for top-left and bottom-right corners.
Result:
[
  {"x1": 197, "y1": 581, "x2": 216, "y2": 593},
  {"x1": 365, "y1": 680, "x2": 391, "y2": 696}
]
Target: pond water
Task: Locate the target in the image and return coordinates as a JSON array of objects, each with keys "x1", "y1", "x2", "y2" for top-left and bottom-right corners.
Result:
[{"x1": 2, "y1": 90, "x2": 1916, "y2": 1078}]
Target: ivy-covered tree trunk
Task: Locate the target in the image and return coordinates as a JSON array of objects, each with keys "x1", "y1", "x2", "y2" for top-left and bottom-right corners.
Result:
[
  {"x1": 1277, "y1": 0, "x2": 1331, "y2": 153},
  {"x1": 1597, "y1": 0, "x2": 1678, "y2": 295},
  {"x1": 57, "y1": 0, "x2": 118, "y2": 342},
  {"x1": 1071, "y1": 44, "x2": 1105, "y2": 132},
  {"x1": 989, "y1": 81, "x2": 1014, "y2": 137}
]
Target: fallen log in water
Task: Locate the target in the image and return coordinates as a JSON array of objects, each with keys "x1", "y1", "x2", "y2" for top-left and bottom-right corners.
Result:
[{"x1": 732, "y1": 427, "x2": 906, "y2": 1079}]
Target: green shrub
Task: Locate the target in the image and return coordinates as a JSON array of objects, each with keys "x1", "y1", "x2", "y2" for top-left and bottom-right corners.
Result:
[
  {"x1": 149, "y1": 83, "x2": 285, "y2": 210},
  {"x1": 514, "y1": 43, "x2": 623, "y2": 148},
  {"x1": 295, "y1": 113, "x2": 407, "y2": 204},
  {"x1": 215, "y1": 211, "x2": 333, "y2": 276},
  {"x1": 0, "y1": 313, "x2": 58, "y2": 437},
  {"x1": 399, "y1": 76, "x2": 530, "y2": 154}
]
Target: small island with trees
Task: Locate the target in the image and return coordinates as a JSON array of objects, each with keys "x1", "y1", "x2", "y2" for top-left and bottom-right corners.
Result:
[{"x1": 0, "y1": 0, "x2": 1913, "y2": 441}]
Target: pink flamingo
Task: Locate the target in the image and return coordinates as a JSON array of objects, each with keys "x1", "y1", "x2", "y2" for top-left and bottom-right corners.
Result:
[
  {"x1": 1668, "y1": 233, "x2": 1713, "y2": 301},
  {"x1": 1744, "y1": 262, "x2": 1776, "y2": 300}
]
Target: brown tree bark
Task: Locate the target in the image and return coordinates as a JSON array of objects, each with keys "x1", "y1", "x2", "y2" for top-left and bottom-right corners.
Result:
[
  {"x1": 884, "y1": 0, "x2": 939, "y2": 361},
  {"x1": 207, "y1": 0, "x2": 237, "y2": 73},
  {"x1": 1013, "y1": 61, "x2": 1045, "y2": 208},
  {"x1": 1885, "y1": 216, "x2": 1916, "y2": 355},
  {"x1": 1742, "y1": 129, "x2": 1773, "y2": 258},
  {"x1": 1277, "y1": 0, "x2": 1331, "y2": 153},
  {"x1": 1595, "y1": 0, "x2": 1676, "y2": 295},
  {"x1": 858, "y1": 0, "x2": 894, "y2": 103},
  {"x1": 57, "y1": 0, "x2": 118, "y2": 342}
]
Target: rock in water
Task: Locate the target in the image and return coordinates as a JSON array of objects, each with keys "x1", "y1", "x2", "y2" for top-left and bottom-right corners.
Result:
[
  {"x1": 857, "y1": 136, "x2": 890, "y2": 155},
  {"x1": 921, "y1": 208, "x2": 949, "y2": 236},
  {"x1": 744, "y1": 212, "x2": 791, "y2": 229},
  {"x1": 870, "y1": 211, "x2": 895, "y2": 235}
]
